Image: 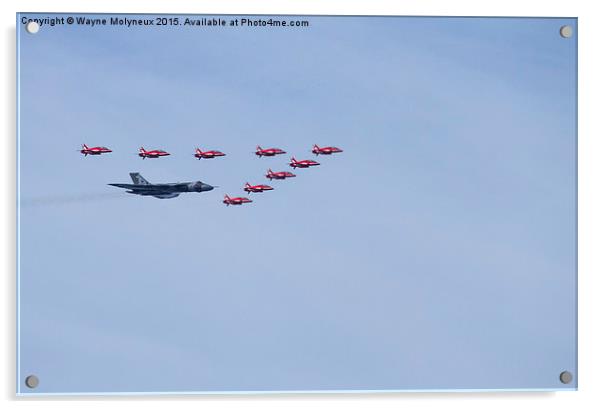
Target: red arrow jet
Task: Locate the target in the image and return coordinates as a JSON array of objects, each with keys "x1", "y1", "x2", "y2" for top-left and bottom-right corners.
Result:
[
  {"x1": 266, "y1": 168, "x2": 296, "y2": 180},
  {"x1": 244, "y1": 182, "x2": 274, "y2": 194},
  {"x1": 289, "y1": 157, "x2": 320, "y2": 168},
  {"x1": 312, "y1": 144, "x2": 343, "y2": 155},
  {"x1": 255, "y1": 145, "x2": 286, "y2": 157},
  {"x1": 80, "y1": 144, "x2": 112, "y2": 156},
  {"x1": 223, "y1": 194, "x2": 253, "y2": 206},
  {"x1": 194, "y1": 147, "x2": 226, "y2": 159},
  {"x1": 138, "y1": 147, "x2": 170, "y2": 159}
]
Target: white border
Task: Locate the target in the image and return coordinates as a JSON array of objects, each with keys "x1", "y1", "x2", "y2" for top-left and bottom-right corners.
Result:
[{"x1": 3, "y1": 1, "x2": 601, "y2": 408}]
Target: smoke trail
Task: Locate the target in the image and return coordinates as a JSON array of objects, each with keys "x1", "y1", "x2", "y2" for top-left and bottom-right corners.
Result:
[{"x1": 19, "y1": 192, "x2": 131, "y2": 207}]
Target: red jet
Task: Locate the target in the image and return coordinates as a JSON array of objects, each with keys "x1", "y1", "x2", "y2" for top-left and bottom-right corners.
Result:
[
  {"x1": 289, "y1": 157, "x2": 320, "y2": 168},
  {"x1": 244, "y1": 182, "x2": 274, "y2": 194},
  {"x1": 312, "y1": 144, "x2": 343, "y2": 155},
  {"x1": 223, "y1": 194, "x2": 253, "y2": 206},
  {"x1": 266, "y1": 168, "x2": 296, "y2": 180},
  {"x1": 194, "y1": 147, "x2": 226, "y2": 159},
  {"x1": 139, "y1": 147, "x2": 170, "y2": 159},
  {"x1": 80, "y1": 144, "x2": 112, "y2": 156},
  {"x1": 255, "y1": 146, "x2": 286, "y2": 157}
]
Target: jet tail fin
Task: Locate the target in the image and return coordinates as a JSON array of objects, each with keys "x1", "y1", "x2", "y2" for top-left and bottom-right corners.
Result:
[
  {"x1": 83, "y1": 144, "x2": 89, "y2": 150},
  {"x1": 130, "y1": 172, "x2": 150, "y2": 185}
]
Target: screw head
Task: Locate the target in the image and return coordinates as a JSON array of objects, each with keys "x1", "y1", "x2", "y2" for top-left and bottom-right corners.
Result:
[
  {"x1": 24, "y1": 375, "x2": 39, "y2": 389},
  {"x1": 25, "y1": 21, "x2": 40, "y2": 34},
  {"x1": 559, "y1": 370, "x2": 573, "y2": 384},
  {"x1": 559, "y1": 25, "x2": 573, "y2": 38}
]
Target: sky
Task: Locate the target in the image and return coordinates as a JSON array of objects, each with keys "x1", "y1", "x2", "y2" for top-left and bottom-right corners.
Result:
[{"x1": 17, "y1": 14, "x2": 577, "y2": 394}]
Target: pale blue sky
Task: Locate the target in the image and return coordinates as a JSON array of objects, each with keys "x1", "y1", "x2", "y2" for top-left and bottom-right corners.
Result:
[{"x1": 17, "y1": 14, "x2": 576, "y2": 394}]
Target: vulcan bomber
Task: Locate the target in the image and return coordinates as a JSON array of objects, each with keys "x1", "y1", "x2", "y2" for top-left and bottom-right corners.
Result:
[{"x1": 109, "y1": 173, "x2": 215, "y2": 199}]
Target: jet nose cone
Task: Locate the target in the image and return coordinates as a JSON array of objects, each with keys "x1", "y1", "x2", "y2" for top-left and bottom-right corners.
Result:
[{"x1": 192, "y1": 181, "x2": 215, "y2": 192}]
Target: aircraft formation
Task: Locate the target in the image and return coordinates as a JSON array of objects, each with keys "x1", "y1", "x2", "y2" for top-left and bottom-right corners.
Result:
[{"x1": 81, "y1": 143, "x2": 343, "y2": 204}]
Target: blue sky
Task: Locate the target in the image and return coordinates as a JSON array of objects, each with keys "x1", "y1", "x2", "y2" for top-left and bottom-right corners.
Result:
[{"x1": 17, "y1": 15, "x2": 576, "y2": 394}]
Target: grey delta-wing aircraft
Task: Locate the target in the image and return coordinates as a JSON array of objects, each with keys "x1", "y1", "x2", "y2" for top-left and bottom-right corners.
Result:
[{"x1": 109, "y1": 173, "x2": 215, "y2": 199}]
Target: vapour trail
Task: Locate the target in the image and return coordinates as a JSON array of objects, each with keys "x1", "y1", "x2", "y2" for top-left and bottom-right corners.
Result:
[{"x1": 19, "y1": 192, "x2": 131, "y2": 207}]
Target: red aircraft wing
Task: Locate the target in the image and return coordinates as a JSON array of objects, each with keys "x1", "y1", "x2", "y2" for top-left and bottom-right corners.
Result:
[
  {"x1": 139, "y1": 147, "x2": 170, "y2": 159},
  {"x1": 195, "y1": 148, "x2": 226, "y2": 159},
  {"x1": 223, "y1": 194, "x2": 253, "y2": 205},
  {"x1": 289, "y1": 157, "x2": 320, "y2": 168},
  {"x1": 256, "y1": 146, "x2": 286, "y2": 157},
  {"x1": 312, "y1": 144, "x2": 343, "y2": 155},
  {"x1": 244, "y1": 183, "x2": 274, "y2": 193},
  {"x1": 81, "y1": 144, "x2": 112, "y2": 156}
]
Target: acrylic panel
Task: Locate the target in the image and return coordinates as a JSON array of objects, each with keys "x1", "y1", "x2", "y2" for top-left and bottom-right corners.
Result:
[{"x1": 16, "y1": 13, "x2": 577, "y2": 395}]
